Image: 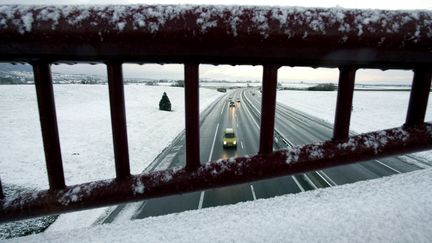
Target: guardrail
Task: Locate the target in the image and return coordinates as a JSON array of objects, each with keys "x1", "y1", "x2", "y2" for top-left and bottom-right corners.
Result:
[{"x1": 0, "y1": 5, "x2": 431, "y2": 222}]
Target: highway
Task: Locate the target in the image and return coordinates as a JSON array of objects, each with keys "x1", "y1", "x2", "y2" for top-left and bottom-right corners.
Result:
[{"x1": 101, "y1": 88, "x2": 420, "y2": 223}]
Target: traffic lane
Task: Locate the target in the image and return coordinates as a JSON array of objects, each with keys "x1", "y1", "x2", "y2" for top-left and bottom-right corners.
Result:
[
  {"x1": 244, "y1": 89, "x2": 417, "y2": 182},
  {"x1": 242, "y1": 89, "x2": 382, "y2": 186},
  {"x1": 275, "y1": 104, "x2": 416, "y2": 178},
  {"x1": 133, "y1": 94, "x2": 230, "y2": 219},
  {"x1": 276, "y1": 114, "x2": 402, "y2": 178},
  {"x1": 276, "y1": 107, "x2": 333, "y2": 142},
  {"x1": 252, "y1": 176, "x2": 303, "y2": 199},
  {"x1": 132, "y1": 192, "x2": 202, "y2": 219},
  {"x1": 267, "y1": 95, "x2": 401, "y2": 180},
  {"x1": 274, "y1": 109, "x2": 387, "y2": 182},
  {"x1": 238, "y1": 92, "x2": 304, "y2": 197},
  {"x1": 246, "y1": 89, "x2": 332, "y2": 143},
  {"x1": 274, "y1": 94, "x2": 420, "y2": 172},
  {"x1": 209, "y1": 101, "x2": 241, "y2": 161},
  {"x1": 202, "y1": 182, "x2": 255, "y2": 208},
  {"x1": 202, "y1": 95, "x2": 255, "y2": 208},
  {"x1": 238, "y1": 88, "x2": 416, "y2": 189},
  {"x1": 243, "y1": 89, "x2": 338, "y2": 189},
  {"x1": 200, "y1": 98, "x2": 228, "y2": 162},
  {"x1": 150, "y1": 93, "x2": 229, "y2": 170},
  {"x1": 235, "y1": 97, "x2": 259, "y2": 155}
]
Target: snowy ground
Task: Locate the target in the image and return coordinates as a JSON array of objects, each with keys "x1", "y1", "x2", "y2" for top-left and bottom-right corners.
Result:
[
  {"x1": 0, "y1": 84, "x2": 223, "y2": 189},
  {"x1": 276, "y1": 90, "x2": 432, "y2": 164}
]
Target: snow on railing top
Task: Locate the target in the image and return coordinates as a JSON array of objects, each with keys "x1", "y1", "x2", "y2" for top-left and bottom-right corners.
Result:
[
  {"x1": 0, "y1": 5, "x2": 431, "y2": 45},
  {"x1": 0, "y1": 5, "x2": 431, "y2": 66}
]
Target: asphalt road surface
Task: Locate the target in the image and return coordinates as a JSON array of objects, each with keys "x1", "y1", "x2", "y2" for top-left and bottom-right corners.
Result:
[{"x1": 101, "y1": 88, "x2": 420, "y2": 223}]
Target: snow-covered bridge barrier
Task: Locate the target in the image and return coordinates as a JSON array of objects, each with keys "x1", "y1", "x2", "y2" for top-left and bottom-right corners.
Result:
[{"x1": 0, "y1": 5, "x2": 431, "y2": 66}]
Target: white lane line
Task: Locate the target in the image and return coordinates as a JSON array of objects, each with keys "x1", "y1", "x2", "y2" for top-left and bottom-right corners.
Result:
[
  {"x1": 244, "y1": 90, "x2": 322, "y2": 192},
  {"x1": 250, "y1": 185, "x2": 257, "y2": 200},
  {"x1": 291, "y1": 176, "x2": 305, "y2": 192},
  {"x1": 242, "y1": 99, "x2": 260, "y2": 129},
  {"x1": 198, "y1": 122, "x2": 220, "y2": 210},
  {"x1": 198, "y1": 191, "x2": 205, "y2": 209},
  {"x1": 246, "y1": 92, "x2": 337, "y2": 190},
  {"x1": 375, "y1": 160, "x2": 401, "y2": 174},
  {"x1": 220, "y1": 104, "x2": 224, "y2": 115},
  {"x1": 315, "y1": 171, "x2": 334, "y2": 187},
  {"x1": 241, "y1": 141, "x2": 244, "y2": 149},
  {"x1": 318, "y1": 170, "x2": 338, "y2": 186},
  {"x1": 303, "y1": 174, "x2": 318, "y2": 189},
  {"x1": 208, "y1": 123, "x2": 220, "y2": 162},
  {"x1": 244, "y1": 92, "x2": 310, "y2": 192}
]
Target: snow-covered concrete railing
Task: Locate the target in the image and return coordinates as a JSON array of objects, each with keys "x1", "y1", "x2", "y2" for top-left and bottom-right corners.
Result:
[
  {"x1": 0, "y1": 5, "x2": 431, "y2": 67},
  {"x1": 0, "y1": 5, "x2": 431, "y2": 222}
]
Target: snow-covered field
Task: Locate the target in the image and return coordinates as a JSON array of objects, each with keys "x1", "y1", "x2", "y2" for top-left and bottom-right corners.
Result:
[
  {"x1": 0, "y1": 84, "x2": 223, "y2": 189},
  {"x1": 276, "y1": 90, "x2": 432, "y2": 163}
]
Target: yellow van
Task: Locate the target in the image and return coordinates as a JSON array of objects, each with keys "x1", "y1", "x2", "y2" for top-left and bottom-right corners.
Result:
[{"x1": 223, "y1": 128, "x2": 237, "y2": 148}]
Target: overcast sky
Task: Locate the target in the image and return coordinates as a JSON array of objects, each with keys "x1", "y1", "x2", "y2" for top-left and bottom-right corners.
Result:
[{"x1": 2, "y1": 0, "x2": 429, "y2": 83}]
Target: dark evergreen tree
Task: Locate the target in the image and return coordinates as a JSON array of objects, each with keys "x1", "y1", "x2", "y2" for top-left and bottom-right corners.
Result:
[{"x1": 159, "y1": 92, "x2": 172, "y2": 111}]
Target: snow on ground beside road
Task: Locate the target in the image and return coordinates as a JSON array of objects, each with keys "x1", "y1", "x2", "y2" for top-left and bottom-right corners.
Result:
[
  {"x1": 0, "y1": 84, "x2": 223, "y2": 189},
  {"x1": 276, "y1": 90, "x2": 432, "y2": 164},
  {"x1": 11, "y1": 167, "x2": 432, "y2": 242}
]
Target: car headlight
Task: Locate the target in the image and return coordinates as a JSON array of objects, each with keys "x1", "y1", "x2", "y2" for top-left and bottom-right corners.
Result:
[
  {"x1": 223, "y1": 141, "x2": 227, "y2": 145},
  {"x1": 233, "y1": 141, "x2": 236, "y2": 144}
]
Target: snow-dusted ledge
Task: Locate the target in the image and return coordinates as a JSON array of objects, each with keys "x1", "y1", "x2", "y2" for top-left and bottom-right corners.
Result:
[
  {"x1": 9, "y1": 168, "x2": 432, "y2": 242},
  {"x1": 0, "y1": 5, "x2": 431, "y2": 46}
]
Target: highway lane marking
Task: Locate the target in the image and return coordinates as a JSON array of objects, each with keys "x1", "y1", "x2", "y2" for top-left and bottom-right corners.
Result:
[
  {"x1": 208, "y1": 123, "x2": 220, "y2": 162},
  {"x1": 250, "y1": 185, "x2": 257, "y2": 200},
  {"x1": 241, "y1": 141, "x2": 244, "y2": 149},
  {"x1": 318, "y1": 170, "x2": 338, "y2": 186},
  {"x1": 127, "y1": 201, "x2": 149, "y2": 221},
  {"x1": 315, "y1": 171, "x2": 335, "y2": 187},
  {"x1": 291, "y1": 176, "x2": 305, "y2": 192},
  {"x1": 374, "y1": 160, "x2": 402, "y2": 174},
  {"x1": 198, "y1": 191, "x2": 205, "y2": 209},
  {"x1": 220, "y1": 104, "x2": 224, "y2": 115},
  {"x1": 303, "y1": 174, "x2": 319, "y2": 189},
  {"x1": 244, "y1": 90, "x2": 328, "y2": 192},
  {"x1": 249, "y1": 92, "x2": 337, "y2": 189},
  {"x1": 198, "y1": 122, "x2": 221, "y2": 210},
  {"x1": 242, "y1": 96, "x2": 260, "y2": 129},
  {"x1": 244, "y1": 91, "x2": 310, "y2": 193},
  {"x1": 267, "y1": 93, "x2": 405, "y2": 184},
  {"x1": 244, "y1": 90, "x2": 299, "y2": 148}
]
